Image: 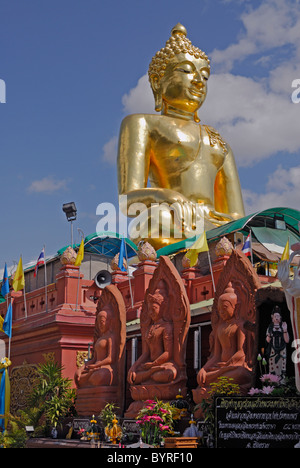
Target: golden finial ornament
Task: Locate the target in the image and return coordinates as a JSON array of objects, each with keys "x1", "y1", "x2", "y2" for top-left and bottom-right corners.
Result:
[
  {"x1": 110, "y1": 253, "x2": 127, "y2": 271},
  {"x1": 60, "y1": 246, "x2": 77, "y2": 265},
  {"x1": 137, "y1": 241, "x2": 157, "y2": 262},
  {"x1": 215, "y1": 237, "x2": 234, "y2": 257}
]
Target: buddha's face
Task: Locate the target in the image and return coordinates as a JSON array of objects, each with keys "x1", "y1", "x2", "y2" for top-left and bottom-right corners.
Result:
[
  {"x1": 97, "y1": 309, "x2": 110, "y2": 334},
  {"x1": 155, "y1": 53, "x2": 210, "y2": 116},
  {"x1": 149, "y1": 301, "x2": 162, "y2": 322},
  {"x1": 218, "y1": 299, "x2": 235, "y2": 322}
]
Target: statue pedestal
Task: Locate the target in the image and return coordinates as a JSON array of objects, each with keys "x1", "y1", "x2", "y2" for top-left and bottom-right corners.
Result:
[
  {"x1": 76, "y1": 386, "x2": 120, "y2": 416},
  {"x1": 125, "y1": 381, "x2": 187, "y2": 419}
]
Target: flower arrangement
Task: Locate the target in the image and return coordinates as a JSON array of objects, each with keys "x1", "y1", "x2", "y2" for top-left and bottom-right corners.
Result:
[
  {"x1": 197, "y1": 376, "x2": 241, "y2": 438},
  {"x1": 105, "y1": 415, "x2": 123, "y2": 444},
  {"x1": 136, "y1": 399, "x2": 176, "y2": 446},
  {"x1": 249, "y1": 373, "x2": 281, "y2": 396},
  {"x1": 170, "y1": 389, "x2": 190, "y2": 420},
  {"x1": 78, "y1": 415, "x2": 103, "y2": 442},
  {"x1": 253, "y1": 350, "x2": 299, "y2": 396}
]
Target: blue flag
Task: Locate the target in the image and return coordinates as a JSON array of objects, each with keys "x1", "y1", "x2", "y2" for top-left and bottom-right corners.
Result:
[
  {"x1": 1, "y1": 264, "x2": 9, "y2": 298},
  {"x1": 3, "y1": 303, "x2": 12, "y2": 338},
  {"x1": 118, "y1": 237, "x2": 126, "y2": 272},
  {"x1": 0, "y1": 369, "x2": 6, "y2": 430}
]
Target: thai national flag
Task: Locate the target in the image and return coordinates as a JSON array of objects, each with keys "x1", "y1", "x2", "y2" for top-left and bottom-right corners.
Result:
[
  {"x1": 242, "y1": 233, "x2": 251, "y2": 257},
  {"x1": 34, "y1": 248, "x2": 45, "y2": 277}
]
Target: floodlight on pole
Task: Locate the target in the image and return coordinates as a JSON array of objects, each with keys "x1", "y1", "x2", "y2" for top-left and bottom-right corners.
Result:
[{"x1": 62, "y1": 202, "x2": 77, "y2": 247}]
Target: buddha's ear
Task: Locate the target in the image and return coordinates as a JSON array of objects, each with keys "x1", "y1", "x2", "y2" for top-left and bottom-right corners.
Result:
[{"x1": 150, "y1": 75, "x2": 162, "y2": 112}]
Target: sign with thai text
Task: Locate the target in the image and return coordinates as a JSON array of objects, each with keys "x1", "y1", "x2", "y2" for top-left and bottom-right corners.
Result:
[{"x1": 215, "y1": 397, "x2": 300, "y2": 448}]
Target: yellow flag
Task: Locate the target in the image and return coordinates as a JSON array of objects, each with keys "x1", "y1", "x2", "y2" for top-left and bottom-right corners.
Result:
[
  {"x1": 12, "y1": 257, "x2": 25, "y2": 292},
  {"x1": 281, "y1": 239, "x2": 290, "y2": 262},
  {"x1": 0, "y1": 314, "x2": 4, "y2": 333},
  {"x1": 185, "y1": 231, "x2": 209, "y2": 267},
  {"x1": 75, "y1": 239, "x2": 84, "y2": 267}
]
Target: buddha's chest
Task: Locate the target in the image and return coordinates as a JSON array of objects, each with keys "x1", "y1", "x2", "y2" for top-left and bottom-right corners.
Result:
[
  {"x1": 217, "y1": 322, "x2": 238, "y2": 343},
  {"x1": 149, "y1": 123, "x2": 226, "y2": 179}
]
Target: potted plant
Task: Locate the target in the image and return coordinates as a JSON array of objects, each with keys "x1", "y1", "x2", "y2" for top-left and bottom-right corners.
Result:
[
  {"x1": 195, "y1": 376, "x2": 241, "y2": 446},
  {"x1": 99, "y1": 403, "x2": 120, "y2": 430},
  {"x1": 28, "y1": 360, "x2": 76, "y2": 437}
]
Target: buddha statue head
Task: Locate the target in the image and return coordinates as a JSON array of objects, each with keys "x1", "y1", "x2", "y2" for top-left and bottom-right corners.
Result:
[
  {"x1": 147, "y1": 280, "x2": 168, "y2": 322},
  {"x1": 148, "y1": 23, "x2": 210, "y2": 122},
  {"x1": 96, "y1": 306, "x2": 112, "y2": 335},
  {"x1": 218, "y1": 282, "x2": 238, "y2": 322}
]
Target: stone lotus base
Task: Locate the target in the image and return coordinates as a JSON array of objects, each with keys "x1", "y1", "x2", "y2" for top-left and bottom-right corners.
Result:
[{"x1": 125, "y1": 381, "x2": 187, "y2": 419}]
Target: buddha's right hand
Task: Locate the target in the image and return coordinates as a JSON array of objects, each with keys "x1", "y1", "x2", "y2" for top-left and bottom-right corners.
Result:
[
  {"x1": 128, "y1": 370, "x2": 136, "y2": 384},
  {"x1": 205, "y1": 206, "x2": 234, "y2": 225},
  {"x1": 197, "y1": 368, "x2": 207, "y2": 385}
]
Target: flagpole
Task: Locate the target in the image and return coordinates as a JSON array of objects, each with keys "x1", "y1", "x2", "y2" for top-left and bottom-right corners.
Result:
[
  {"x1": 207, "y1": 250, "x2": 216, "y2": 293},
  {"x1": 75, "y1": 263, "x2": 81, "y2": 312},
  {"x1": 22, "y1": 256, "x2": 27, "y2": 319},
  {"x1": 6, "y1": 294, "x2": 9, "y2": 357},
  {"x1": 250, "y1": 229, "x2": 254, "y2": 266},
  {"x1": 44, "y1": 246, "x2": 48, "y2": 313},
  {"x1": 75, "y1": 235, "x2": 84, "y2": 312},
  {"x1": 23, "y1": 289, "x2": 27, "y2": 318},
  {"x1": 124, "y1": 236, "x2": 134, "y2": 309},
  {"x1": 8, "y1": 298, "x2": 12, "y2": 360}
]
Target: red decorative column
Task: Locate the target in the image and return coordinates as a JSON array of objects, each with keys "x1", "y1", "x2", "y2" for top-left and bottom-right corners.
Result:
[
  {"x1": 55, "y1": 264, "x2": 83, "y2": 309},
  {"x1": 133, "y1": 260, "x2": 157, "y2": 304}
]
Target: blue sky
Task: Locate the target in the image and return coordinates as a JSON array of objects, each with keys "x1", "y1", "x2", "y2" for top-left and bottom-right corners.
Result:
[{"x1": 0, "y1": 0, "x2": 300, "y2": 271}]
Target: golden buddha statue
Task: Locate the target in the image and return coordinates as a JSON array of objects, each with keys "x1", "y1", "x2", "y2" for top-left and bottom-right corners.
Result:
[{"x1": 117, "y1": 24, "x2": 245, "y2": 250}]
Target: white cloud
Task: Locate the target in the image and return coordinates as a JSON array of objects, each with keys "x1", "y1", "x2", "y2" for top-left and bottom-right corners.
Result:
[
  {"x1": 101, "y1": 0, "x2": 300, "y2": 172},
  {"x1": 112, "y1": 70, "x2": 300, "y2": 168},
  {"x1": 102, "y1": 135, "x2": 118, "y2": 164},
  {"x1": 243, "y1": 164, "x2": 300, "y2": 214},
  {"x1": 201, "y1": 73, "x2": 300, "y2": 166},
  {"x1": 28, "y1": 176, "x2": 68, "y2": 194},
  {"x1": 211, "y1": 0, "x2": 300, "y2": 72},
  {"x1": 122, "y1": 74, "x2": 154, "y2": 114}
]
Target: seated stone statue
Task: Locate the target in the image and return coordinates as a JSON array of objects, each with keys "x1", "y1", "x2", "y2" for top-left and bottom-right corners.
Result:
[
  {"x1": 193, "y1": 249, "x2": 260, "y2": 417},
  {"x1": 75, "y1": 284, "x2": 126, "y2": 416},
  {"x1": 194, "y1": 283, "x2": 252, "y2": 400},
  {"x1": 128, "y1": 282, "x2": 177, "y2": 386},
  {"x1": 75, "y1": 307, "x2": 114, "y2": 388},
  {"x1": 117, "y1": 23, "x2": 245, "y2": 250},
  {"x1": 125, "y1": 256, "x2": 190, "y2": 418}
]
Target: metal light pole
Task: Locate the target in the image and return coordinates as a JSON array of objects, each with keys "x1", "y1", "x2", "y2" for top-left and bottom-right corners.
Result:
[{"x1": 62, "y1": 202, "x2": 77, "y2": 247}]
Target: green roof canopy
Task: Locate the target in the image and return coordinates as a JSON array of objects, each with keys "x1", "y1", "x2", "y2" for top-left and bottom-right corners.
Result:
[
  {"x1": 156, "y1": 207, "x2": 300, "y2": 257},
  {"x1": 57, "y1": 231, "x2": 137, "y2": 259}
]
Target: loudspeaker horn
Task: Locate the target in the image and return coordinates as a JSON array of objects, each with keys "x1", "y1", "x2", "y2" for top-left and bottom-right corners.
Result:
[{"x1": 94, "y1": 270, "x2": 112, "y2": 289}]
